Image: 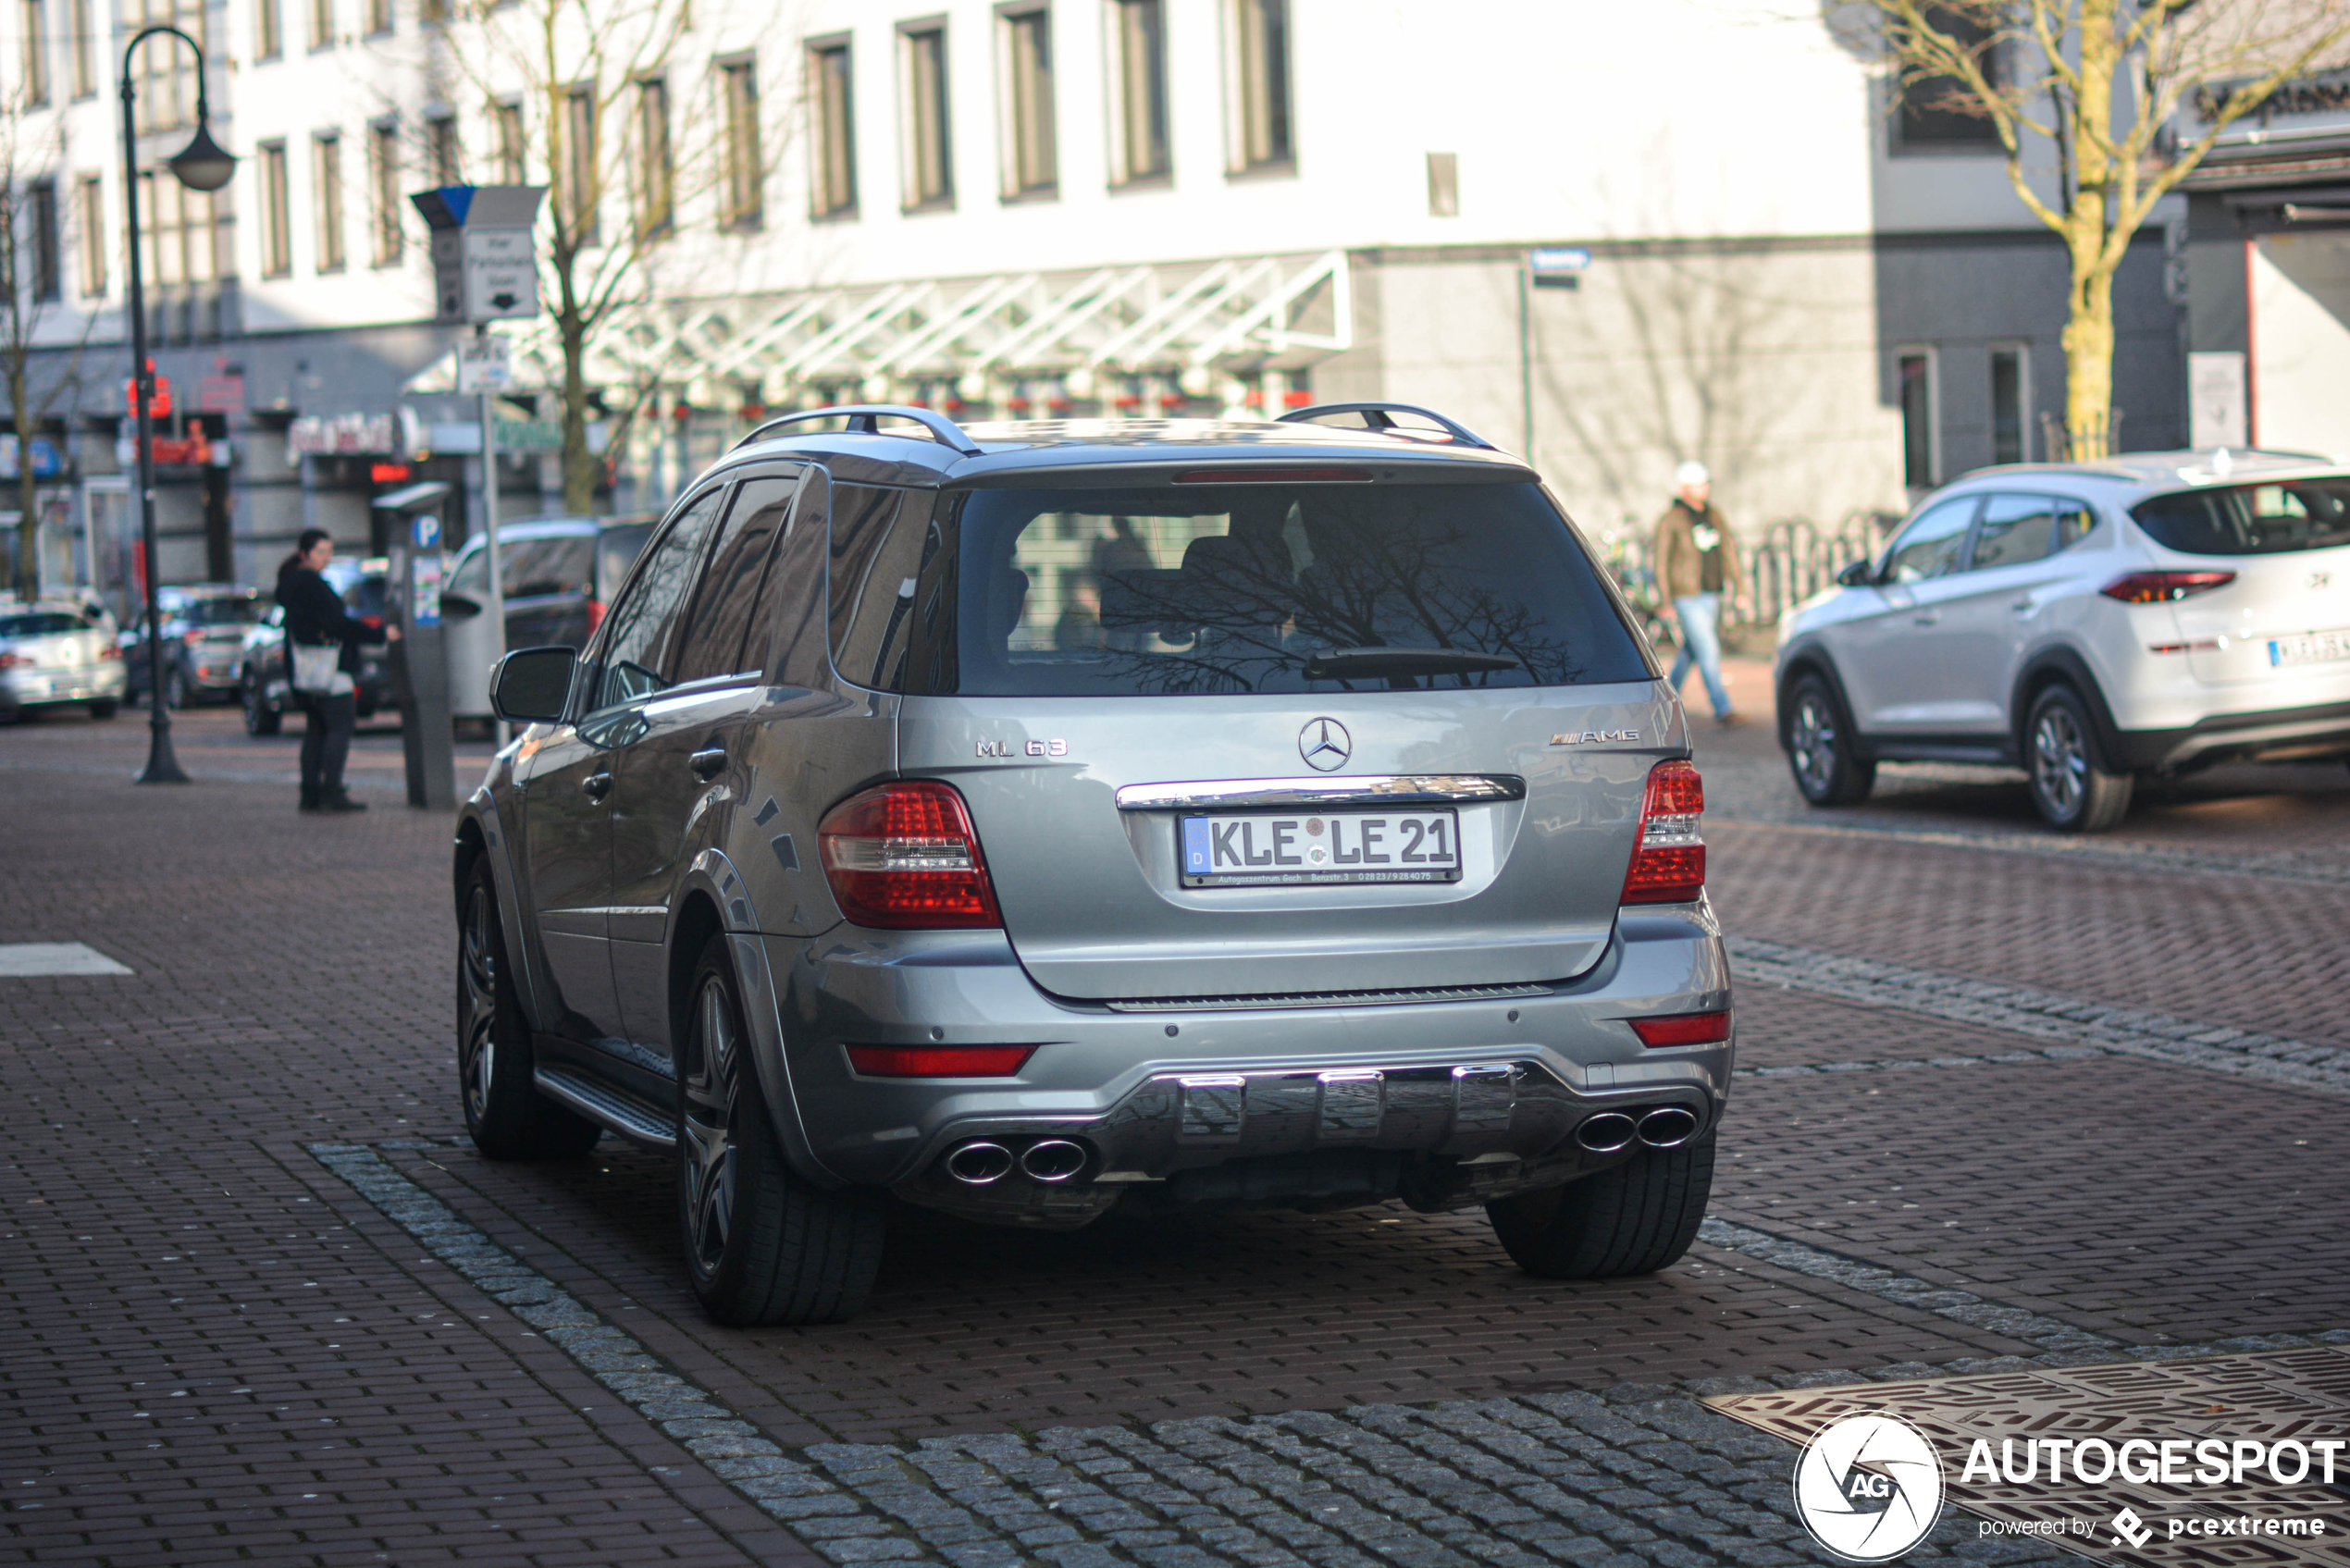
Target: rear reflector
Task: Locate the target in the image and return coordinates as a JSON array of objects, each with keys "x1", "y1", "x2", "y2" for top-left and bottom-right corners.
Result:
[
  {"x1": 1173, "y1": 467, "x2": 1371, "y2": 484},
  {"x1": 1627, "y1": 1010, "x2": 1732, "y2": 1047},
  {"x1": 2100, "y1": 570, "x2": 2235, "y2": 604},
  {"x1": 1620, "y1": 759, "x2": 1705, "y2": 905},
  {"x1": 817, "y1": 780, "x2": 1003, "y2": 929},
  {"x1": 845, "y1": 1044, "x2": 1035, "y2": 1078}
]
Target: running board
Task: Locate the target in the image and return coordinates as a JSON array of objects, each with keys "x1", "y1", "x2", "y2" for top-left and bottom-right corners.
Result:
[{"x1": 534, "y1": 1065, "x2": 675, "y2": 1149}]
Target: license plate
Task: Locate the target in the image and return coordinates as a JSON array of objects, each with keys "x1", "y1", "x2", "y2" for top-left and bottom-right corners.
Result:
[
  {"x1": 1181, "y1": 809, "x2": 1462, "y2": 887},
  {"x1": 2269, "y1": 629, "x2": 2350, "y2": 668}
]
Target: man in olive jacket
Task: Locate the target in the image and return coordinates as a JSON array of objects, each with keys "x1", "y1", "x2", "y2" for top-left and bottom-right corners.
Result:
[{"x1": 1651, "y1": 461, "x2": 1746, "y2": 724}]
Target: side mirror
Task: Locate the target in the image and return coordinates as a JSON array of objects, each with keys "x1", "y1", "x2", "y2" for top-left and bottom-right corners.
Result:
[
  {"x1": 1836, "y1": 559, "x2": 1875, "y2": 587},
  {"x1": 439, "y1": 592, "x2": 482, "y2": 620},
  {"x1": 490, "y1": 646, "x2": 576, "y2": 724}
]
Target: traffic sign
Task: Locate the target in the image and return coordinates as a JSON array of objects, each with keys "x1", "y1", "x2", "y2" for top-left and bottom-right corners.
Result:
[
  {"x1": 1529, "y1": 247, "x2": 1592, "y2": 290},
  {"x1": 412, "y1": 186, "x2": 547, "y2": 325},
  {"x1": 456, "y1": 335, "x2": 513, "y2": 392}
]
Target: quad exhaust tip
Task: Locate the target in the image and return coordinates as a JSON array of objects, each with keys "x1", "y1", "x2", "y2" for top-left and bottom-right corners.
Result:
[
  {"x1": 944, "y1": 1141, "x2": 1014, "y2": 1185},
  {"x1": 1637, "y1": 1106, "x2": 1699, "y2": 1149},
  {"x1": 1574, "y1": 1113, "x2": 1638, "y2": 1154},
  {"x1": 1020, "y1": 1139, "x2": 1088, "y2": 1182}
]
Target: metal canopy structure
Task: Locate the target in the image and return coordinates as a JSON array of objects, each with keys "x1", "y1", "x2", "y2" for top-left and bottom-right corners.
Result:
[{"x1": 407, "y1": 250, "x2": 1351, "y2": 401}]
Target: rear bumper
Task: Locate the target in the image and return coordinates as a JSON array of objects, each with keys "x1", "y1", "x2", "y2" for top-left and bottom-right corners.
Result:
[
  {"x1": 2110, "y1": 698, "x2": 2350, "y2": 771},
  {"x1": 761, "y1": 901, "x2": 1731, "y2": 1224},
  {"x1": 0, "y1": 666, "x2": 128, "y2": 709}
]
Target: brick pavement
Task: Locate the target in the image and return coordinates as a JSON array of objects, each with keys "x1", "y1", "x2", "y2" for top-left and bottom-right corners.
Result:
[{"x1": 4, "y1": 705, "x2": 2348, "y2": 1564}]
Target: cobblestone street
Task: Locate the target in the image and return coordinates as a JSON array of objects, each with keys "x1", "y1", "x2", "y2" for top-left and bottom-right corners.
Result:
[{"x1": 5, "y1": 697, "x2": 2348, "y2": 1566}]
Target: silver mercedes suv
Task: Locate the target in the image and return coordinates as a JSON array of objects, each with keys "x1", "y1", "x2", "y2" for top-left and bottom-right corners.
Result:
[{"x1": 454, "y1": 403, "x2": 1732, "y2": 1325}]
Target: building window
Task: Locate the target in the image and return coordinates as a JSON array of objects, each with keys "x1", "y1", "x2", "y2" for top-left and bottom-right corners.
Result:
[
  {"x1": 1894, "y1": 6, "x2": 1998, "y2": 153},
  {"x1": 28, "y1": 181, "x2": 61, "y2": 301},
  {"x1": 369, "y1": 120, "x2": 402, "y2": 264},
  {"x1": 898, "y1": 23, "x2": 952, "y2": 210},
  {"x1": 258, "y1": 141, "x2": 292, "y2": 276},
  {"x1": 1227, "y1": 0, "x2": 1292, "y2": 171},
  {"x1": 1898, "y1": 350, "x2": 1936, "y2": 489},
  {"x1": 807, "y1": 39, "x2": 855, "y2": 218},
  {"x1": 21, "y1": 0, "x2": 49, "y2": 105},
  {"x1": 998, "y1": 6, "x2": 1056, "y2": 198},
  {"x1": 140, "y1": 171, "x2": 217, "y2": 286},
  {"x1": 560, "y1": 84, "x2": 599, "y2": 245},
  {"x1": 720, "y1": 57, "x2": 763, "y2": 228},
  {"x1": 427, "y1": 113, "x2": 459, "y2": 186},
  {"x1": 1426, "y1": 151, "x2": 1458, "y2": 216},
  {"x1": 254, "y1": 0, "x2": 280, "y2": 58},
  {"x1": 314, "y1": 131, "x2": 345, "y2": 272},
  {"x1": 1109, "y1": 0, "x2": 1168, "y2": 185},
  {"x1": 633, "y1": 76, "x2": 674, "y2": 238},
  {"x1": 68, "y1": 0, "x2": 93, "y2": 94},
  {"x1": 309, "y1": 0, "x2": 331, "y2": 48},
  {"x1": 364, "y1": 0, "x2": 388, "y2": 35},
  {"x1": 130, "y1": 0, "x2": 206, "y2": 132},
  {"x1": 77, "y1": 174, "x2": 105, "y2": 295},
  {"x1": 1989, "y1": 346, "x2": 2031, "y2": 465},
  {"x1": 493, "y1": 98, "x2": 526, "y2": 184}
]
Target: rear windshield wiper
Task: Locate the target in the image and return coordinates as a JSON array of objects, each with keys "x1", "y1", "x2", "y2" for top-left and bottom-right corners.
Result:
[{"x1": 1304, "y1": 647, "x2": 1522, "y2": 681}]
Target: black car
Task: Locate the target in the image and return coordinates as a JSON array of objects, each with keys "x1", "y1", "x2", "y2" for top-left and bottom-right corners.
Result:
[
  {"x1": 240, "y1": 558, "x2": 396, "y2": 735},
  {"x1": 122, "y1": 586, "x2": 269, "y2": 709}
]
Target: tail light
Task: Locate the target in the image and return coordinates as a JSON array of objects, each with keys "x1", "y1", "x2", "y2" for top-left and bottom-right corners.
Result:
[
  {"x1": 845, "y1": 1044, "x2": 1034, "y2": 1078},
  {"x1": 1628, "y1": 1010, "x2": 1732, "y2": 1046},
  {"x1": 817, "y1": 781, "x2": 1002, "y2": 929},
  {"x1": 1621, "y1": 759, "x2": 1704, "y2": 905},
  {"x1": 99, "y1": 643, "x2": 123, "y2": 660},
  {"x1": 586, "y1": 599, "x2": 607, "y2": 635},
  {"x1": 0, "y1": 652, "x2": 23, "y2": 669},
  {"x1": 2100, "y1": 571, "x2": 2235, "y2": 604}
]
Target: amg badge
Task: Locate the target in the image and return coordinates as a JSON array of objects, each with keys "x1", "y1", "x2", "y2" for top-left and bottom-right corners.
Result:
[{"x1": 1550, "y1": 729, "x2": 1640, "y2": 746}]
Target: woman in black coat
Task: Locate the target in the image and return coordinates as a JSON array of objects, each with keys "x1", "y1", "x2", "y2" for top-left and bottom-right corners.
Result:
[{"x1": 275, "y1": 528, "x2": 398, "y2": 812}]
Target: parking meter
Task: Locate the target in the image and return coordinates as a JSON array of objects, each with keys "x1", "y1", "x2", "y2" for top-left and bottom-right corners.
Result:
[{"x1": 391, "y1": 512, "x2": 456, "y2": 809}]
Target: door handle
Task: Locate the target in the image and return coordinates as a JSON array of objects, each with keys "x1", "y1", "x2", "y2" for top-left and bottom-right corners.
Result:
[
  {"x1": 582, "y1": 770, "x2": 612, "y2": 802},
  {"x1": 1911, "y1": 612, "x2": 1939, "y2": 626},
  {"x1": 688, "y1": 747, "x2": 727, "y2": 781},
  {"x1": 2011, "y1": 598, "x2": 2036, "y2": 612}
]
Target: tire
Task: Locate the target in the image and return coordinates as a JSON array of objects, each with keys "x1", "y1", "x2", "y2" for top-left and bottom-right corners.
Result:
[
  {"x1": 1784, "y1": 673, "x2": 1875, "y2": 807},
  {"x1": 89, "y1": 699, "x2": 118, "y2": 720},
  {"x1": 1486, "y1": 1137, "x2": 1715, "y2": 1279},
  {"x1": 243, "y1": 674, "x2": 281, "y2": 735},
  {"x1": 678, "y1": 932, "x2": 885, "y2": 1327},
  {"x1": 163, "y1": 666, "x2": 187, "y2": 710},
  {"x1": 2024, "y1": 684, "x2": 2133, "y2": 833},
  {"x1": 457, "y1": 859, "x2": 601, "y2": 1160}
]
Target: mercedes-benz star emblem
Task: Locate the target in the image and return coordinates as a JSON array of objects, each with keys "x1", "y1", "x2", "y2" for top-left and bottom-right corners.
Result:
[{"x1": 1299, "y1": 718, "x2": 1352, "y2": 772}]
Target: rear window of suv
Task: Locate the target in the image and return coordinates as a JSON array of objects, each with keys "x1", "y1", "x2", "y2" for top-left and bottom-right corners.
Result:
[
  {"x1": 835, "y1": 479, "x2": 1649, "y2": 697},
  {"x1": 2133, "y1": 478, "x2": 2350, "y2": 556}
]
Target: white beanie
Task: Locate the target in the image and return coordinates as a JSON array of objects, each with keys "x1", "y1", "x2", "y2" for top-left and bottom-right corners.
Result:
[{"x1": 1674, "y1": 461, "x2": 1711, "y2": 489}]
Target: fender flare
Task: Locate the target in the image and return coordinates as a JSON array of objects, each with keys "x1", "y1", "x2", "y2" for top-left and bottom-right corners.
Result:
[
  {"x1": 455, "y1": 787, "x2": 556, "y2": 1033},
  {"x1": 1775, "y1": 643, "x2": 1865, "y2": 758},
  {"x1": 2010, "y1": 647, "x2": 2125, "y2": 769},
  {"x1": 682, "y1": 847, "x2": 842, "y2": 1189}
]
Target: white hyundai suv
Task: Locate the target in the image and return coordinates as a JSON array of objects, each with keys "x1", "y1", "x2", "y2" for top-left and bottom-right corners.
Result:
[{"x1": 1775, "y1": 451, "x2": 2350, "y2": 831}]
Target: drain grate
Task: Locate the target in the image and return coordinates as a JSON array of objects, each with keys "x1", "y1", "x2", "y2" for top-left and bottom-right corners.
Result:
[{"x1": 1711, "y1": 1348, "x2": 2350, "y2": 1566}]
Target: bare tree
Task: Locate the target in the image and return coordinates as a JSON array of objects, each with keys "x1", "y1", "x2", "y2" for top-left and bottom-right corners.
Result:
[
  {"x1": 1, "y1": 85, "x2": 92, "y2": 597},
  {"x1": 414, "y1": 0, "x2": 790, "y2": 509},
  {"x1": 1840, "y1": 0, "x2": 2350, "y2": 456}
]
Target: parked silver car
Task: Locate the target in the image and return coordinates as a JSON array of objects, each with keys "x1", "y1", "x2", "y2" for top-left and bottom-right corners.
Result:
[
  {"x1": 0, "y1": 603, "x2": 127, "y2": 719},
  {"x1": 455, "y1": 405, "x2": 1732, "y2": 1324}
]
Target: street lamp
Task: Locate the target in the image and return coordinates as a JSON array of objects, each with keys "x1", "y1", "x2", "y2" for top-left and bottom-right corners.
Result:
[{"x1": 120, "y1": 25, "x2": 234, "y2": 785}]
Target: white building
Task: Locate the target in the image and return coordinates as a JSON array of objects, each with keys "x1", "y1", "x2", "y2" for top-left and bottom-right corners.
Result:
[{"x1": 10, "y1": 0, "x2": 2275, "y2": 599}]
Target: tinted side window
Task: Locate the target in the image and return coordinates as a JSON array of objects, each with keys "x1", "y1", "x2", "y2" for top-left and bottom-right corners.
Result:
[
  {"x1": 826, "y1": 485, "x2": 910, "y2": 673},
  {"x1": 1880, "y1": 496, "x2": 1975, "y2": 583},
  {"x1": 1968, "y1": 494, "x2": 2060, "y2": 571},
  {"x1": 2133, "y1": 478, "x2": 2350, "y2": 556},
  {"x1": 833, "y1": 491, "x2": 940, "y2": 691},
  {"x1": 754, "y1": 470, "x2": 833, "y2": 688},
  {"x1": 593, "y1": 487, "x2": 727, "y2": 710},
  {"x1": 672, "y1": 475, "x2": 798, "y2": 684}
]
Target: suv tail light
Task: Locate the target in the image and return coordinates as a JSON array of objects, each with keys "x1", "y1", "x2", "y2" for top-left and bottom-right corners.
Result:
[
  {"x1": 817, "y1": 781, "x2": 1002, "y2": 929},
  {"x1": 2100, "y1": 571, "x2": 2236, "y2": 604},
  {"x1": 1621, "y1": 759, "x2": 1704, "y2": 905},
  {"x1": 845, "y1": 1044, "x2": 1034, "y2": 1078},
  {"x1": 1628, "y1": 1010, "x2": 1732, "y2": 1046}
]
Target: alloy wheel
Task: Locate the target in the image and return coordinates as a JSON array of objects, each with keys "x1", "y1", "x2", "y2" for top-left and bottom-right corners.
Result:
[
  {"x1": 458, "y1": 884, "x2": 501, "y2": 1123},
  {"x1": 681, "y1": 978, "x2": 739, "y2": 1277},
  {"x1": 1790, "y1": 694, "x2": 1838, "y2": 796},
  {"x1": 2033, "y1": 708, "x2": 2087, "y2": 818}
]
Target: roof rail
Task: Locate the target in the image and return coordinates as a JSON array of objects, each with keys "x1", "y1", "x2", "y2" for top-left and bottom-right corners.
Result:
[
  {"x1": 735, "y1": 403, "x2": 983, "y2": 457},
  {"x1": 1277, "y1": 401, "x2": 1496, "y2": 451}
]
